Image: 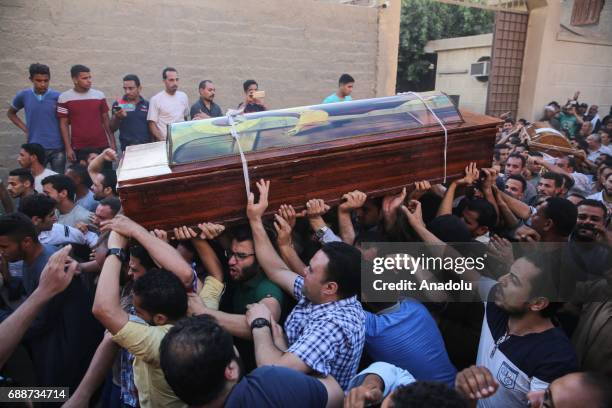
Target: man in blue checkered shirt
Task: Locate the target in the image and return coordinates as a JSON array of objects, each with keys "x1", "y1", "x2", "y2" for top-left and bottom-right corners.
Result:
[{"x1": 244, "y1": 179, "x2": 365, "y2": 390}]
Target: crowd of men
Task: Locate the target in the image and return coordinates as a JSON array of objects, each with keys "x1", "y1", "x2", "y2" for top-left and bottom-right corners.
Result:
[{"x1": 0, "y1": 62, "x2": 611, "y2": 408}]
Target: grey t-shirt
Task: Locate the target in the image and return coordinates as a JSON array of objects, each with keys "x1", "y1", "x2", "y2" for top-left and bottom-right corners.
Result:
[
  {"x1": 58, "y1": 204, "x2": 92, "y2": 228},
  {"x1": 22, "y1": 244, "x2": 58, "y2": 295}
]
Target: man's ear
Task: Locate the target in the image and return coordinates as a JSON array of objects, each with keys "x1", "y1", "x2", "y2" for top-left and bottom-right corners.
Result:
[
  {"x1": 103, "y1": 186, "x2": 112, "y2": 197},
  {"x1": 31, "y1": 216, "x2": 42, "y2": 227},
  {"x1": 224, "y1": 359, "x2": 240, "y2": 382},
  {"x1": 152, "y1": 314, "x2": 168, "y2": 326},
  {"x1": 322, "y1": 281, "x2": 338, "y2": 297},
  {"x1": 528, "y1": 297, "x2": 550, "y2": 313}
]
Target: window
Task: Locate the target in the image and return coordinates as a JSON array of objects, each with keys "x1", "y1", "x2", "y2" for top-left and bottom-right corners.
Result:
[{"x1": 571, "y1": 0, "x2": 604, "y2": 26}]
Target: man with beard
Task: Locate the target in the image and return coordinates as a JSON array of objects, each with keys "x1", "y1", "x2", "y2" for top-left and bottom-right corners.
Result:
[
  {"x1": 497, "y1": 153, "x2": 537, "y2": 203},
  {"x1": 190, "y1": 225, "x2": 285, "y2": 371},
  {"x1": 402, "y1": 203, "x2": 578, "y2": 407},
  {"x1": 568, "y1": 199, "x2": 611, "y2": 281},
  {"x1": 588, "y1": 171, "x2": 612, "y2": 216},
  {"x1": 6, "y1": 168, "x2": 35, "y2": 206},
  {"x1": 190, "y1": 80, "x2": 223, "y2": 120},
  {"x1": 147, "y1": 67, "x2": 189, "y2": 141}
]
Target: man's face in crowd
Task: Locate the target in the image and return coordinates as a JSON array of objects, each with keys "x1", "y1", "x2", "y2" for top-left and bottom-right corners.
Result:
[
  {"x1": 199, "y1": 82, "x2": 215, "y2": 103},
  {"x1": 498, "y1": 148, "x2": 510, "y2": 165},
  {"x1": 600, "y1": 131, "x2": 610, "y2": 145},
  {"x1": 128, "y1": 255, "x2": 147, "y2": 281},
  {"x1": 301, "y1": 249, "x2": 331, "y2": 304},
  {"x1": 555, "y1": 157, "x2": 572, "y2": 173},
  {"x1": 93, "y1": 204, "x2": 114, "y2": 227},
  {"x1": 355, "y1": 200, "x2": 381, "y2": 229},
  {"x1": 227, "y1": 239, "x2": 258, "y2": 282},
  {"x1": 586, "y1": 134, "x2": 600, "y2": 150},
  {"x1": 7, "y1": 176, "x2": 31, "y2": 198},
  {"x1": 73, "y1": 72, "x2": 92, "y2": 91},
  {"x1": 505, "y1": 157, "x2": 523, "y2": 177},
  {"x1": 245, "y1": 83, "x2": 258, "y2": 102},
  {"x1": 504, "y1": 179, "x2": 524, "y2": 200},
  {"x1": 91, "y1": 174, "x2": 107, "y2": 200},
  {"x1": 580, "y1": 122, "x2": 591, "y2": 136},
  {"x1": 164, "y1": 71, "x2": 179, "y2": 94},
  {"x1": 132, "y1": 294, "x2": 155, "y2": 325},
  {"x1": 495, "y1": 257, "x2": 541, "y2": 315},
  {"x1": 123, "y1": 80, "x2": 140, "y2": 101},
  {"x1": 17, "y1": 149, "x2": 34, "y2": 168},
  {"x1": 574, "y1": 205, "x2": 606, "y2": 241},
  {"x1": 604, "y1": 173, "x2": 612, "y2": 196},
  {"x1": 588, "y1": 105, "x2": 598, "y2": 116},
  {"x1": 527, "y1": 373, "x2": 602, "y2": 408},
  {"x1": 340, "y1": 82, "x2": 354, "y2": 97},
  {"x1": 529, "y1": 201, "x2": 550, "y2": 236},
  {"x1": 537, "y1": 178, "x2": 559, "y2": 197},
  {"x1": 461, "y1": 208, "x2": 485, "y2": 238},
  {"x1": 0, "y1": 236, "x2": 25, "y2": 263},
  {"x1": 502, "y1": 122, "x2": 513, "y2": 132},
  {"x1": 31, "y1": 73, "x2": 50, "y2": 95},
  {"x1": 33, "y1": 210, "x2": 57, "y2": 232},
  {"x1": 42, "y1": 184, "x2": 62, "y2": 203}
]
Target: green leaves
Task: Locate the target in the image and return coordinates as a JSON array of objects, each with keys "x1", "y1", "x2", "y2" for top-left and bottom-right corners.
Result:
[{"x1": 397, "y1": 0, "x2": 494, "y2": 89}]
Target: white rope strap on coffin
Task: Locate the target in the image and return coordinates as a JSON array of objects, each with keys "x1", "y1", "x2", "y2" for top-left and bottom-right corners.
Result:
[
  {"x1": 226, "y1": 109, "x2": 251, "y2": 198},
  {"x1": 407, "y1": 92, "x2": 449, "y2": 184}
]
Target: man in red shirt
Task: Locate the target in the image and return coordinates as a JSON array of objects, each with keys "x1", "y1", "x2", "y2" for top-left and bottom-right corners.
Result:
[{"x1": 57, "y1": 65, "x2": 116, "y2": 162}]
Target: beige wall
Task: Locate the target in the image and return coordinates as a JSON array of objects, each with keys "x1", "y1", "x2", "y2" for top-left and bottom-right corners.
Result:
[
  {"x1": 426, "y1": 34, "x2": 493, "y2": 114},
  {"x1": 0, "y1": 0, "x2": 400, "y2": 178},
  {"x1": 519, "y1": 0, "x2": 612, "y2": 122}
]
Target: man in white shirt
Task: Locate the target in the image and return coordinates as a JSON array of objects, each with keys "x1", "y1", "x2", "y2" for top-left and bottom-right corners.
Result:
[
  {"x1": 147, "y1": 67, "x2": 189, "y2": 141},
  {"x1": 17, "y1": 143, "x2": 56, "y2": 193},
  {"x1": 586, "y1": 133, "x2": 612, "y2": 163},
  {"x1": 19, "y1": 193, "x2": 97, "y2": 248}
]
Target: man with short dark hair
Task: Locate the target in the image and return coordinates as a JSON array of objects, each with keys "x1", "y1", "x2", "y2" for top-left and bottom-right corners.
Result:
[
  {"x1": 568, "y1": 199, "x2": 610, "y2": 281},
  {"x1": 91, "y1": 168, "x2": 117, "y2": 201},
  {"x1": 497, "y1": 153, "x2": 536, "y2": 203},
  {"x1": 18, "y1": 143, "x2": 56, "y2": 192},
  {"x1": 0, "y1": 213, "x2": 103, "y2": 390},
  {"x1": 587, "y1": 171, "x2": 612, "y2": 216},
  {"x1": 190, "y1": 80, "x2": 223, "y2": 120},
  {"x1": 504, "y1": 174, "x2": 526, "y2": 201},
  {"x1": 42, "y1": 174, "x2": 92, "y2": 227},
  {"x1": 159, "y1": 315, "x2": 343, "y2": 407},
  {"x1": 527, "y1": 372, "x2": 612, "y2": 408},
  {"x1": 57, "y1": 65, "x2": 116, "y2": 162},
  {"x1": 147, "y1": 67, "x2": 189, "y2": 141},
  {"x1": 19, "y1": 193, "x2": 97, "y2": 248},
  {"x1": 244, "y1": 179, "x2": 365, "y2": 390},
  {"x1": 65, "y1": 163, "x2": 98, "y2": 211},
  {"x1": 110, "y1": 74, "x2": 151, "y2": 151},
  {"x1": 323, "y1": 74, "x2": 355, "y2": 104},
  {"x1": 536, "y1": 172, "x2": 563, "y2": 199},
  {"x1": 238, "y1": 79, "x2": 266, "y2": 113},
  {"x1": 6, "y1": 168, "x2": 35, "y2": 204},
  {"x1": 502, "y1": 118, "x2": 514, "y2": 134},
  {"x1": 8, "y1": 63, "x2": 65, "y2": 173}
]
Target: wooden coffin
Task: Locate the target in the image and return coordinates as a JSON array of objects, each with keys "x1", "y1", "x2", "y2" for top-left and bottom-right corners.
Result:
[{"x1": 117, "y1": 92, "x2": 500, "y2": 230}]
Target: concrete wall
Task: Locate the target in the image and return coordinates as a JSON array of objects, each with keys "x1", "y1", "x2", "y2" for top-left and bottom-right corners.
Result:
[
  {"x1": 518, "y1": 0, "x2": 612, "y2": 122},
  {"x1": 0, "y1": 0, "x2": 400, "y2": 178},
  {"x1": 425, "y1": 34, "x2": 493, "y2": 114}
]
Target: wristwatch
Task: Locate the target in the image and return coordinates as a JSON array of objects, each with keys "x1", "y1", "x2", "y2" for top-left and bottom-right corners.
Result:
[
  {"x1": 106, "y1": 248, "x2": 127, "y2": 262},
  {"x1": 315, "y1": 225, "x2": 329, "y2": 240},
  {"x1": 250, "y1": 318, "x2": 272, "y2": 331}
]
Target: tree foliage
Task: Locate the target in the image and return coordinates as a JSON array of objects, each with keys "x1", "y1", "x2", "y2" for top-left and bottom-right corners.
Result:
[{"x1": 397, "y1": 0, "x2": 494, "y2": 91}]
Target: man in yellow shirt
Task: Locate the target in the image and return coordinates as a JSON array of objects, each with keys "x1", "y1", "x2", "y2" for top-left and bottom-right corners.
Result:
[{"x1": 92, "y1": 215, "x2": 225, "y2": 408}]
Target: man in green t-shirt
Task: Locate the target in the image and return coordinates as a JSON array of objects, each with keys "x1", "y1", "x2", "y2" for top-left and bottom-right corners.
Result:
[{"x1": 555, "y1": 102, "x2": 584, "y2": 139}]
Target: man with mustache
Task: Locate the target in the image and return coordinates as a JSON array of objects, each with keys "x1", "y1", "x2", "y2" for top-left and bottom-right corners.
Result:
[{"x1": 147, "y1": 67, "x2": 189, "y2": 141}]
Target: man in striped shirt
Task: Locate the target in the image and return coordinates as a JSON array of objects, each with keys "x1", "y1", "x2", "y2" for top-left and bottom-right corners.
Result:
[{"x1": 57, "y1": 65, "x2": 116, "y2": 162}]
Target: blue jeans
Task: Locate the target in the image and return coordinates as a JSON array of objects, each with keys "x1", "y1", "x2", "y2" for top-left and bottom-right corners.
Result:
[{"x1": 45, "y1": 149, "x2": 66, "y2": 173}]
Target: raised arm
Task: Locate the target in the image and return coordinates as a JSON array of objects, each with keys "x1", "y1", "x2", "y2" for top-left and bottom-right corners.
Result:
[
  {"x1": 437, "y1": 162, "x2": 479, "y2": 217},
  {"x1": 92, "y1": 231, "x2": 129, "y2": 335},
  {"x1": 0, "y1": 246, "x2": 77, "y2": 367},
  {"x1": 101, "y1": 215, "x2": 194, "y2": 288},
  {"x1": 274, "y1": 205, "x2": 307, "y2": 276},
  {"x1": 338, "y1": 190, "x2": 367, "y2": 245},
  {"x1": 247, "y1": 179, "x2": 298, "y2": 297},
  {"x1": 88, "y1": 148, "x2": 117, "y2": 182}
]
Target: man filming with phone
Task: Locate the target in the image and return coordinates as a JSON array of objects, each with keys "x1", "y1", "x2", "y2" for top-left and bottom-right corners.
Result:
[
  {"x1": 238, "y1": 79, "x2": 267, "y2": 113},
  {"x1": 110, "y1": 74, "x2": 151, "y2": 151}
]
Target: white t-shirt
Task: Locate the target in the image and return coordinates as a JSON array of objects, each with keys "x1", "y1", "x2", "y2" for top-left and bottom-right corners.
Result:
[
  {"x1": 147, "y1": 90, "x2": 189, "y2": 140},
  {"x1": 34, "y1": 168, "x2": 58, "y2": 193}
]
